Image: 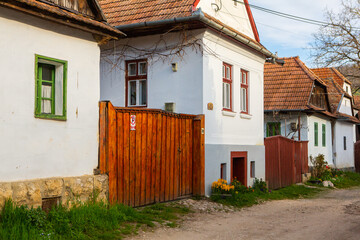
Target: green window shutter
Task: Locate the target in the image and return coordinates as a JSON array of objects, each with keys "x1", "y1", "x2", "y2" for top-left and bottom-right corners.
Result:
[
  {"x1": 322, "y1": 124, "x2": 326, "y2": 147},
  {"x1": 314, "y1": 122, "x2": 318, "y2": 146}
]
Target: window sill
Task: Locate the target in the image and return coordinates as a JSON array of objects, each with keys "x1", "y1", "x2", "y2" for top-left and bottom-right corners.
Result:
[
  {"x1": 240, "y1": 113, "x2": 252, "y2": 119},
  {"x1": 222, "y1": 110, "x2": 236, "y2": 117},
  {"x1": 35, "y1": 114, "x2": 66, "y2": 121}
]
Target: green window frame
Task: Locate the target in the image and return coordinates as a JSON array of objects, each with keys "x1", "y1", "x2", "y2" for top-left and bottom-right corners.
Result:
[
  {"x1": 266, "y1": 122, "x2": 281, "y2": 137},
  {"x1": 314, "y1": 122, "x2": 318, "y2": 146},
  {"x1": 322, "y1": 124, "x2": 326, "y2": 147},
  {"x1": 35, "y1": 55, "x2": 67, "y2": 120}
]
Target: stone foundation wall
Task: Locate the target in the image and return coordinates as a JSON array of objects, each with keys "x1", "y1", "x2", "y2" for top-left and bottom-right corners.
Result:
[{"x1": 0, "y1": 174, "x2": 108, "y2": 209}]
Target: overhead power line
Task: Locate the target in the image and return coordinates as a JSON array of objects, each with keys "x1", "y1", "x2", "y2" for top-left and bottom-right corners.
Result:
[{"x1": 234, "y1": 0, "x2": 360, "y2": 30}]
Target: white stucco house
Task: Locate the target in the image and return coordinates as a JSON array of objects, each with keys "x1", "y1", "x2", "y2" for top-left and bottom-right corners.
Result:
[
  {"x1": 264, "y1": 57, "x2": 336, "y2": 166},
  {"x1": 0, "y1": 0, "x2": 123, "y2": 207},
  {"x1": 99, "y1": 0, "x2": 277, "y2": 195},
  {"x1": 312, "y1": 68, "x2": 360, "y2": 169}
]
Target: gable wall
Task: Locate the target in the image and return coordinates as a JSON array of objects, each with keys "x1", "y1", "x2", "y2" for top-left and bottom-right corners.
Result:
[
  {"x1": 197, "y1": 0, "x2": 256, "y2": 41},
  {"x1": 100, "y1": 30, "x2": 204, "y2": 114},
  {"x1": 339, "y1": 97, "x2": 353, "y2": 115},
  {"x1": 47, "y1": 0, "x2": 94, "y2": 17},
  {"x1": 0, "y1": 7, "x2": 100, "y2": 181}
]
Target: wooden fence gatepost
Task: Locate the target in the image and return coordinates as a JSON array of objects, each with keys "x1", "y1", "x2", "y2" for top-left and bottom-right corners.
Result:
[
  {"x1": 99, "y1": 101, "x2": 118, "y2": 204},
  {"x1": 193, "y1": 114, "x2": 205, "y2": 196}
]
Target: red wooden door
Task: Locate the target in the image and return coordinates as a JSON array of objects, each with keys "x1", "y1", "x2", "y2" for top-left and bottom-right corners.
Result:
[{"x1": 231, "y1": 152, "x2": 247, "y2": 186}]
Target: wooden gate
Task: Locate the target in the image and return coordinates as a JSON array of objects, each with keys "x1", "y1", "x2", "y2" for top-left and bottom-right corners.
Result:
[
  {"x1": 265, "y1": 136, "x2": 309, "y2": 190},
  {"x1": 356, "y1": 141, "x2": 360, "y2": 173},
  {"x1": 99, "y1": 101, "x2": 205, "y2": 206}
]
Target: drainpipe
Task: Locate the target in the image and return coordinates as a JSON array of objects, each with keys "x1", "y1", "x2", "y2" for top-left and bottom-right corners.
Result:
[{"x1": 298, "y1": 115, "x2": 301, "y2": 141}]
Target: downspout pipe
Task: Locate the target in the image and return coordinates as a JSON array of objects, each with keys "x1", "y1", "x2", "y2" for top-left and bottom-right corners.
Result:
[{"x1": 115, "y1": 9, "x2": 277, "y2": 59}]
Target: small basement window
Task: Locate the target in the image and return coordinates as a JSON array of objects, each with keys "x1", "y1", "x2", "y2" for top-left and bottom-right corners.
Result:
[
  {"x1": 220, "y1": 163, "x2": 227, "y2": 180},
  {"x1": 42, "y1": 197, "x2": 61, "y2": 213},
  {"x1": 250, "y1": 161, "x2": 255, "y2": 178}
]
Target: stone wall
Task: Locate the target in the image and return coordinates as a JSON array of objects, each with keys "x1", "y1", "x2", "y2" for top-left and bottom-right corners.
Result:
[{"x1": 0, "y1": 175, "x2": 108, "y2": 209}]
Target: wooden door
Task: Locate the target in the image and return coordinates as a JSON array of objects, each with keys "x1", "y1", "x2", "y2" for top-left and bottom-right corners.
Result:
[{"x1": 231, "y1": 152, "x2": 247, "y2": 186}]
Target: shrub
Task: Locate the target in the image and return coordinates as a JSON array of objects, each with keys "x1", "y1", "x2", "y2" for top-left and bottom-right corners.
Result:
[
  {"x1": 211, "y1": 179, "x2": 234, "y2": 194},
  {"x1": 252, "y1": 178, "x2": 268, "y2": 193},
  {"x1": 309, "y1": 154, "x2": 328, "y2": 179}
]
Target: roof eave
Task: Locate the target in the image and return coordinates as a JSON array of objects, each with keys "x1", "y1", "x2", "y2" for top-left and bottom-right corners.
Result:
[{"x1": 115, "y1": 9, "x2": 276, "y2": 59}]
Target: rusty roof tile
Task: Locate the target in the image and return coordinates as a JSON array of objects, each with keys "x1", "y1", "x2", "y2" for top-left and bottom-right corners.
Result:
[
  {"x1": 311, "y1": 67, "x2": 352, "y2": 86},
  {"x1": 99, "y1": 0, "x2": 195, "y2": 26},
  {"x1": 264, "y1": 57, "x2": 325, "y2": 111}
]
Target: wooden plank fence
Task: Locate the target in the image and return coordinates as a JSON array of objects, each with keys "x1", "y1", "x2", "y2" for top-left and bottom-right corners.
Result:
[
  {"x1": 355, "y1": 141, "x2": 360, "y2": 173},
  {"x1": 265, "y1": 136, "x2": 309, "y2": 190},
  {"x1": 99, "y1": 101, "x2": 205, "y2": 206}
]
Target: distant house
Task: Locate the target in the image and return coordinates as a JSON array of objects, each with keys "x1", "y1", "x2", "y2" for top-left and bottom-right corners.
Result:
[
  {"x1": 353, "y1": 96, "x2": 360, "y2": 141},
  {"x1": 312, "y1": 68, "x2": 360, "y2": 169},
  {"x1": 264, "y1": 57, "x2": 335, "y2": 165},
  {"x1": 0, "y1": 0, "x2": 123, "y2": 207},
  {"x1": 99, "y1": 0, "x2": 276, "y2": 195}
]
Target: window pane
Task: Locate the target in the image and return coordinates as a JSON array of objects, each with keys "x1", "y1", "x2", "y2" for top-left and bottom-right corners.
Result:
[
  {"x1": 128, "y1": 63, "x2": 136, "y2": 76},
  {"x1": 222, "y1": 65, "x2": 225, "y2": 78},
  {"x1": 138, "y1": 62, "x2": 147, "y2": 75},
  {"x1": 226, "y1": 83, "x2": 230, "y2": 108},
  {"x1": 40, "y1": 64, "x2": 54, "y2": 81},
  {"x1": 41, "y1": 85, "x2": 52, "y2": 113},
  {"x1": 223, "y1": 82, "x2": 230, "y2": 109},
  {"x1": 241, "y1": 88, "x2": 247, "y2": 112},
  {"x1": 129, "y1": 81, "x2": 137, "y2": 105},
  {"x1": 41, "y1": 100, "x2": 52, "y2": 114},
  {"x1": 139, "y1": 80, "x2": 147, "y2": 105},
  {"x1": 242, "y1": 72, "x2": 247, "y2": 84},
  {"x1": 226, "y1": 66, "x2": 230, "y2": 79}
]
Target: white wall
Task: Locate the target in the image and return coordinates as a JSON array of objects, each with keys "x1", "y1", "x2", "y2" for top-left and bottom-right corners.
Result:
[
  {"x1": 0, "y1": 8, "x2": 100, "y2": 181},
  {"x1": 264, "y1": 113, "x2": 308, "y2": 141},
  {"x1": 333, "y1": 121, "x2": 355, "y2": 168},
  {"x1": 339, "y1": 97, "x2": 352, "y2": 116},
  {"x1": 202, "y1": 30, "x2": 265, "y2": 146},
  {"x1": 307, "y1": 115, "x2": 333, "y2": 165},
  {"x1": 100, "y1": 30, "x2": 204, "y2": 115},
  {"x1": 197, "y1": 0, "x2": 256, "y2": 41}
]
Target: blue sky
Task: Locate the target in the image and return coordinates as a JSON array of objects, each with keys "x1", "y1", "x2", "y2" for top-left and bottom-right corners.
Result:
[{"x1": 250, "y1": 0, "x2": 340, "y2": 67}]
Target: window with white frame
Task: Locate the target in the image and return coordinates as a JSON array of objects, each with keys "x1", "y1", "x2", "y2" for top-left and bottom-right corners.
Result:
[
  {"x1": 241, "y1": 69, "x2": 249, "y2": 114},
  {"x1": 222, "y1": 63, "x2": 232, "y2": 111},
  {"x1": 126, "y1": 60, "x2": 147, "y2": 107}
]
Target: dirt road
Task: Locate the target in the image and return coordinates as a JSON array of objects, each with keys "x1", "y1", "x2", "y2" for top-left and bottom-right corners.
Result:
[{"x1": 130, "y1": 188, "x2": 360, "y2": 240}]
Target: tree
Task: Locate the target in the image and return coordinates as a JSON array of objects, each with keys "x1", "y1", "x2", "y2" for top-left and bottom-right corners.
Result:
[{"x1": 312, "y1": 0, "x2": 360, "y2": 93}]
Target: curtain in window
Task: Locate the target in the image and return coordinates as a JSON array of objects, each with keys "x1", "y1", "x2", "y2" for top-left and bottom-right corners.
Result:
[{"x1": 41, "y1": 85, "x2": 52, "y2": 114}]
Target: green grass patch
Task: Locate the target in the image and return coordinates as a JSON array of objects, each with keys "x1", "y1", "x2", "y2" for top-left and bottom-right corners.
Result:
[
  {"x1": 211, "y1": 184, "x2": 323, "y2": 208},
  {"x1": 0, "y1": 200, "x2": 190, "y2": 240},
  {"x1": 332, "y1": 171, "x2": 360, "y2": 188}
]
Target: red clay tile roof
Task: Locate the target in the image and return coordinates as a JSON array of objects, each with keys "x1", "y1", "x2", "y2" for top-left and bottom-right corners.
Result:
[
  {"x1": 98, "y1": 0, "x2": 271, "y2": 55},
  {"x1": 264, "y1": 57, "x2": 325, "y2": 111},
  {"x1": 311, "y1": 67, "x2": 352, "y2": 86},
  {"x1": 354, "y1": 96, "x2": 360, "y2": 110},
  {"x1": 0, "y1": 0, "x2": 123, "y2": 38},
  {"x1": 99, "y1": 0, "x2": 196, "y2": 26}
]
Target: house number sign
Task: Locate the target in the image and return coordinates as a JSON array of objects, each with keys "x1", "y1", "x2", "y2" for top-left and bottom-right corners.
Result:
[{"x1": 130, "y1": 115, "x2": 136, "y2": 131}]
